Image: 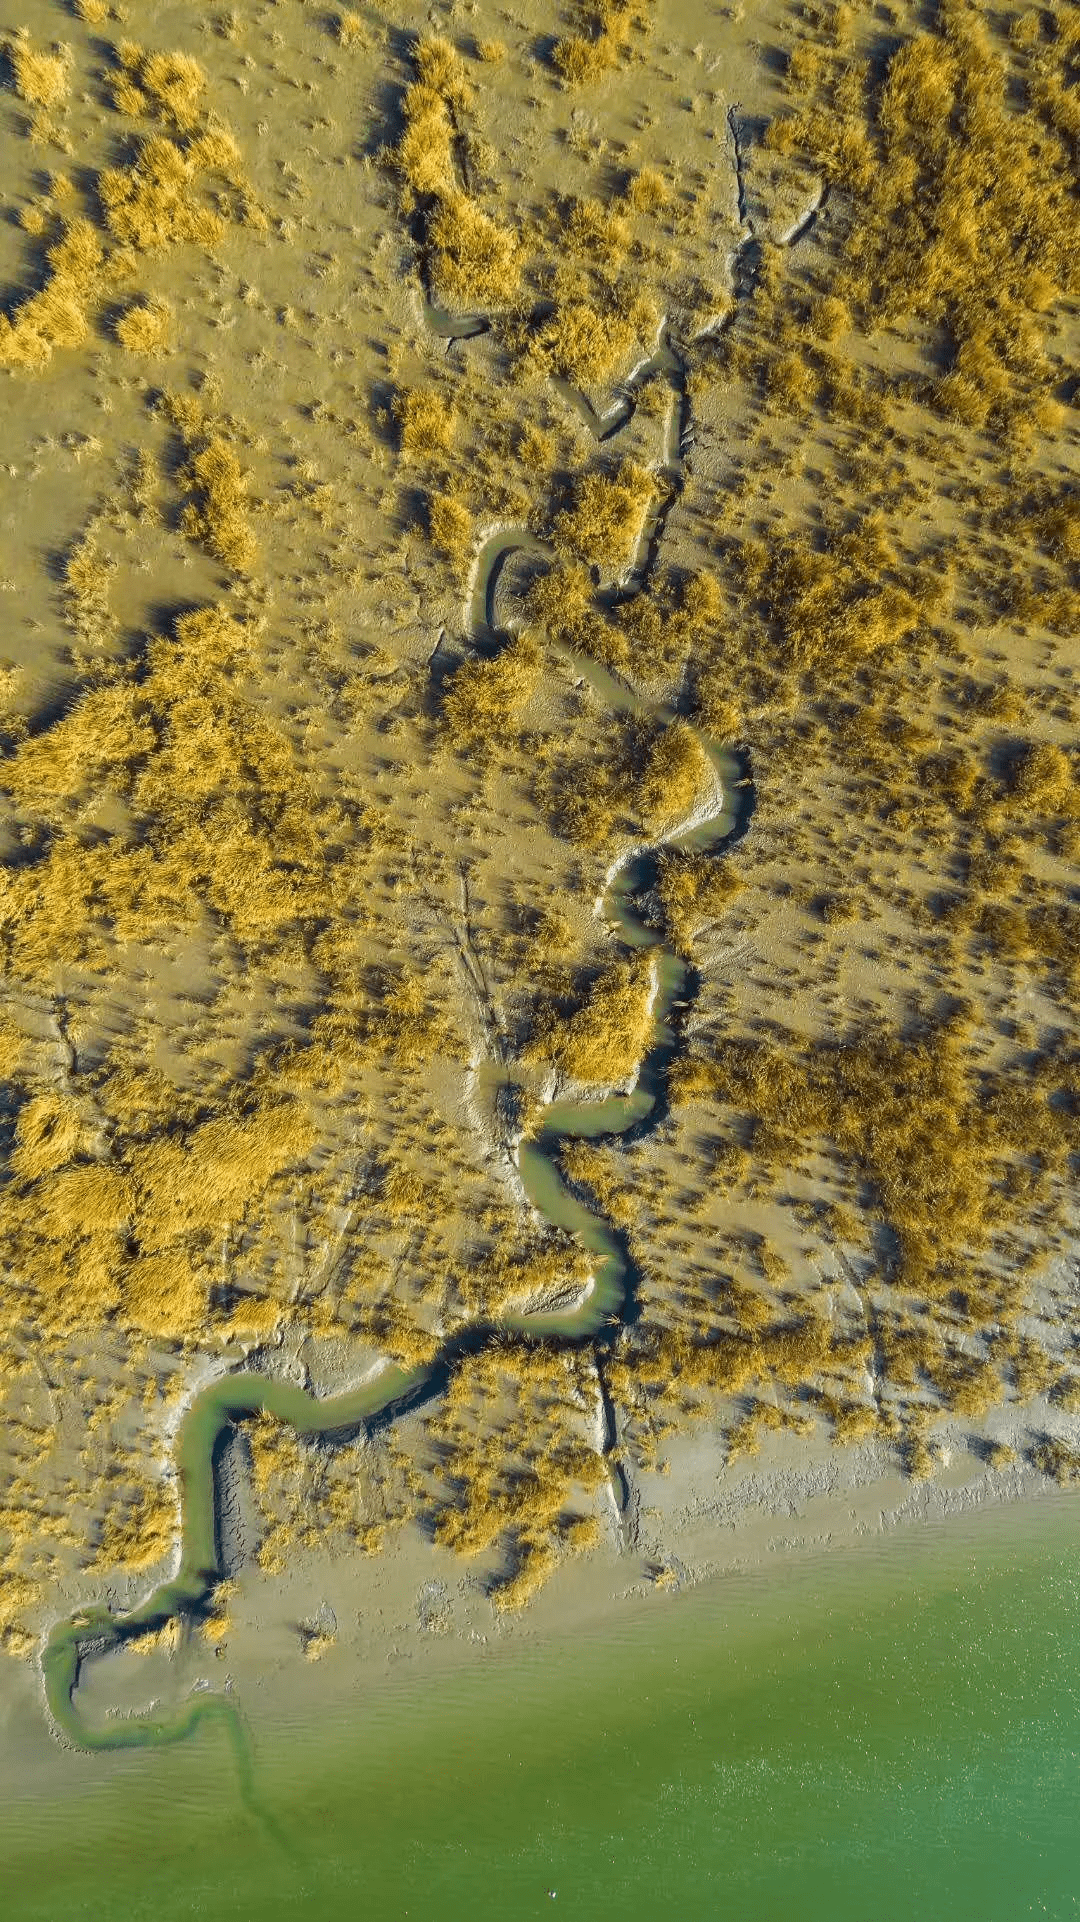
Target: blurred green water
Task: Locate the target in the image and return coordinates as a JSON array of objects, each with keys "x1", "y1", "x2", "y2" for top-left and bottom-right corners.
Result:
[{"x1": 6, "y1": 1495, "x2": 1079, "y2": 1922}]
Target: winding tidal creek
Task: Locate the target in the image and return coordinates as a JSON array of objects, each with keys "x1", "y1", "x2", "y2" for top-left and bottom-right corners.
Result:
[{"x1": 42, "y1": 319, "x2": 751, "y2": 1752}]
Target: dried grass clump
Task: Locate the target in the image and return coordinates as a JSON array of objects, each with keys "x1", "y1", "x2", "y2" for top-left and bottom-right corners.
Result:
[
  {"x1": 639, "y1": 722, "x2": 710, "y2": 833},
  {"x1": 132, "y1": 1105, "x2": 315, "y2": 1252},
  {"x1": 1050, "y1": 1376, "x2": 1080, "y2": 1416},
  {"x1": 10, "y1": 1092, "x2": 89, "y2": 1182},
  {"x1": 336, "y1": 12, "x2": 367, "y2": 49},
  {"x1": 126, "y1": 1257, "x2": 202, "y2": 1336},
  {"x1": 553, "y1": 0, "x2": 648, "y2": 87},
  {"x1": 624, "y1": 165, "x2": 669, "y2": 214},
  {"x1": 63, "y1": 531, "x2": 116, "y2": 650},
  {"x1": 442, "y1": 631, "x2": 540, "y2": 750},
  {"x1": 111, "y1": 45, "x2": 208, "y2": 130},
  {"x1": 736, "y1": 517, "x2": 919, "y2": 682},
  {"x1": 527, "y1": 951, "x2": 655, "y2": 1085},
  {"x1": 99, "y1": 135, "x2": 227, "y2": 253},
  {"x1": 395, "y1": 78, "x2": 457, "y2": 198},
  {"x1": 0, "y1": 218, "x2": 102, "y2": 370},
  {"x1": 9, "y1": 36, "x2": 71, "y2": 110},
  {"x1": 93, "y1": 1483, "x2": 175, "y2": 1571},
  {"x1": 566, "y1": 196, "x2": 631, "y2": 262},
  {"x1": 426, "y1": 489, "x2": 471, "y2": 563},
  {"x1": 115, "y1": 296, "x2": 171, "y2": 353},
  {"x1": 1010, "y1": 742, "x2": 1078, "y2": 821},
  {"x1": 395, "y1": 386, "x2": 457, "y2": 457},
  {"x1": 535, "y1": 708, "x2": 691, "y2": 849},
  {"x1": 424, "y1": 1345, "x2": 605, "y2": 1609},
  {"x1": 177, "y1": 426, "x2": 257, "y2": 573},
  {"x1": 553, "y1": 460, "x2": 656, "y2": 572},
  {"x1": 655, "y1": 850, "x2": 744, "y2": 953},
  {"x1": 393, "y1": 35, "x2": 520, "y2": 307},
  {"x1": 428, "y1": 190, "x2": 522, "y2": 306},
  {"x1": 531, "y1": 298, "x2": 645, "y2": 389},
  {"x1": 2, "y1": 68, "x2": 246, "y2": 376},
  {"x1": 1032, "y1": 1438, "x2": 1080, "y2": 1487}
]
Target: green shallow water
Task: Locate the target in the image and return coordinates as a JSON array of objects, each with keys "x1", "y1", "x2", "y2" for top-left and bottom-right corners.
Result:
[{"x1": 6, "y1": 1493, "x2": 1080, "y2": 1922}]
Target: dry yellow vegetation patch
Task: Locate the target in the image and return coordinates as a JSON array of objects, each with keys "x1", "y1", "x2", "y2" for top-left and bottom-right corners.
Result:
[{"x1": 527, "y1": 952, "x2": 656, "y2": 1086}]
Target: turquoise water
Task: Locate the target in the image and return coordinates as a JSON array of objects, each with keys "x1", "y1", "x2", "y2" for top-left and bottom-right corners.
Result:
[{"x1": 6, "y1": 1494, "x2": 1080, "y2": 1922}]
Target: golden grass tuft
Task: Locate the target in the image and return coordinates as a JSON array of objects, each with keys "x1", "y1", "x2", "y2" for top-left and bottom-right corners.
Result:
[
  {"x1": 639, "y1": 722, "x2": 710, "y2": 833},
  {"x1": 527, "y1": 951, "x2": 656, "y2": 1085},
  {"x1": 9, "y1": 37, "x2": 71, "y2": 111},
  {"x1": 655, "y1": 850, "x2": 744, "y2": 953},
  {"x1": 443, "y1": 631, "x2": 541, "y2": 750},
  {"x1": 553, "y1": 460, "x2": 656, "y2": 572},
  {"x1": 673, "y1": 1018, "x2": 1072, "y2": 1308},
  {"x1": 336, "y1": 12, "x2": 367, "y2": 49},
  {"x1": 99, "y1": 135, "x2": 227, "y2": 253},
  {"x1": 115, "y1": 297, "x2": 171, "y2": 354},
  {"x1": 532, "y1": 298, "x2": 646, "y2": 389},
  {"x1": 93, "y1": 1483, "x2": 175, "y2": 1571},
  {"x1": 426, "y1": 489, "x2": 471, "y2": 564},
  {"x1": 111, "y1": 46, "x2": 208, "y2": 131},
  {"x1": 122, "y1": 1252, "x2": 208, "y2": 1340},
  {"x1": 394, "y1": 35, "x2": 521, "y2": 309},
  {"x1": 394, "y1": 386, "x2": 457, "y2": 458},
  {"x1": 624, "y1": 165, "x2": 668, "y2": 214},
  {"x1": 131, "y1": 1104, "x2": 316, "y2": 1252},
  {"x1": 0, "y1": 218, "x2": 102, "y2": 370},
  {"x1": 428, "y1": 189, "x2": 521, "y2": 307},
  {"x1": 10, "y1": 1093, "x2": 88, "y2": 1183},
  {"x1": 179, "y1": 430, "x2": 257, "y2": 573},
  {"x1": 763, "y1": 3, "x2": 1079, "y2": 431},
  {"x1": 395, "y1": 79, "x2": 457, "y2": 198},
  {"x1": 553, "y1": 1, "x2": 647, "y2": 87}
]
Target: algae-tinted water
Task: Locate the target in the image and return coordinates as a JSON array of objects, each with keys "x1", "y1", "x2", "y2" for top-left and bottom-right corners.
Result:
[{"x1": 6, "y1": 1494, "x2": 1079, "y2": 1922}]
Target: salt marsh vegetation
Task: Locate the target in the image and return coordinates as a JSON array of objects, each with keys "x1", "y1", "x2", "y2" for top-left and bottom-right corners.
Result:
[{"x1": 0, "y1": 0, "x2": 1076, "y2": 1696}]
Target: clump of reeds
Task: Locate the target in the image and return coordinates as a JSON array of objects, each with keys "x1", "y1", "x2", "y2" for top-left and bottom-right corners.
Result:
[
  {"x1": 161, "y1": 400, "x2": 257, "y2": 572},
  {"x1": 655, "y1": 849, "x2": 743, "y2": 953},
  {"x1": 553, "y1": 460, "x2": 656, "y2": 573},
  {"x1": 428, "y1": 190, "x2": 522, "y2": 306},
  {"x1": 111, "y1": 43, "x2": 208, "y2": 129},
  {"x1": 762, "y1": 2, "x2": 1078, "y2": 434},
  {"x1": 638, "y1": 722, "x2": 710, "y2": 833},
  {"x1": 425, "y1": 488, "x2": 472, "y2": 565},
  {"x1": 115, "y1": 296, "x2": 171, "y2": 353},
  {"x1": 526, "y1": 950, "x2": 655, "y2": 1085},
  {"x1": 529, "y1": 295, "x2": 654, "y2": 389},
  {"x1": 1031, "y1": 1438, "x2": 1080, "y2": 1487},
  {"x1": 553, "y1": 0, "x2": 650, "y2": 88},
  {"x1": 8, "y1": 33, "x2": 71, "y2": 112},
  {"x1": 93, "y1": 1481, "x2": 175, "y2": 1572},
  {"x1": 99, "y1": 134, "x2": 227, "y2": 252},
  {"x1": 672, "y1": 1013, "x2": 1073, "y2": 1320},
  {"x1": 393, "y1": 34, "x2": 521, "y2": 307},
  {"x1": 62, "y1": 529, "x2": 116, "y2": 651},
  {"x1": 0, "y1": 218, "x2": 102, "y2": 369},
  {"x1": 442, "y1": 631, "x2": 540, "y2": 751},
  {"x1": 394, "y1": 386, "x2": 457, "y2": 458}
]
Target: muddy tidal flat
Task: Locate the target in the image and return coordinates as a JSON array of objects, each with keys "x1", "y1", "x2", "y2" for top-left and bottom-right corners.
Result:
[{"x1": 0, "y1": 0, "x2": 1077, "y2": 1905}]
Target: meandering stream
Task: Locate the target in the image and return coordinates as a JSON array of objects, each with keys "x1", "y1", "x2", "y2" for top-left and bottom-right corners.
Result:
[{"x1": 40, "y1": 301, "x2": 750, "y2": 1753}]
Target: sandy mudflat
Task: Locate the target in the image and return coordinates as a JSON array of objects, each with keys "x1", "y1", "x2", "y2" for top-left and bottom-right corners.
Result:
[
  {"x1": 0, "y1": 0, "x2": 1076, "y2": 1738},
  {"x1": 55, "y1": 1404, "x2": 1072, "y2": 1749}
]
